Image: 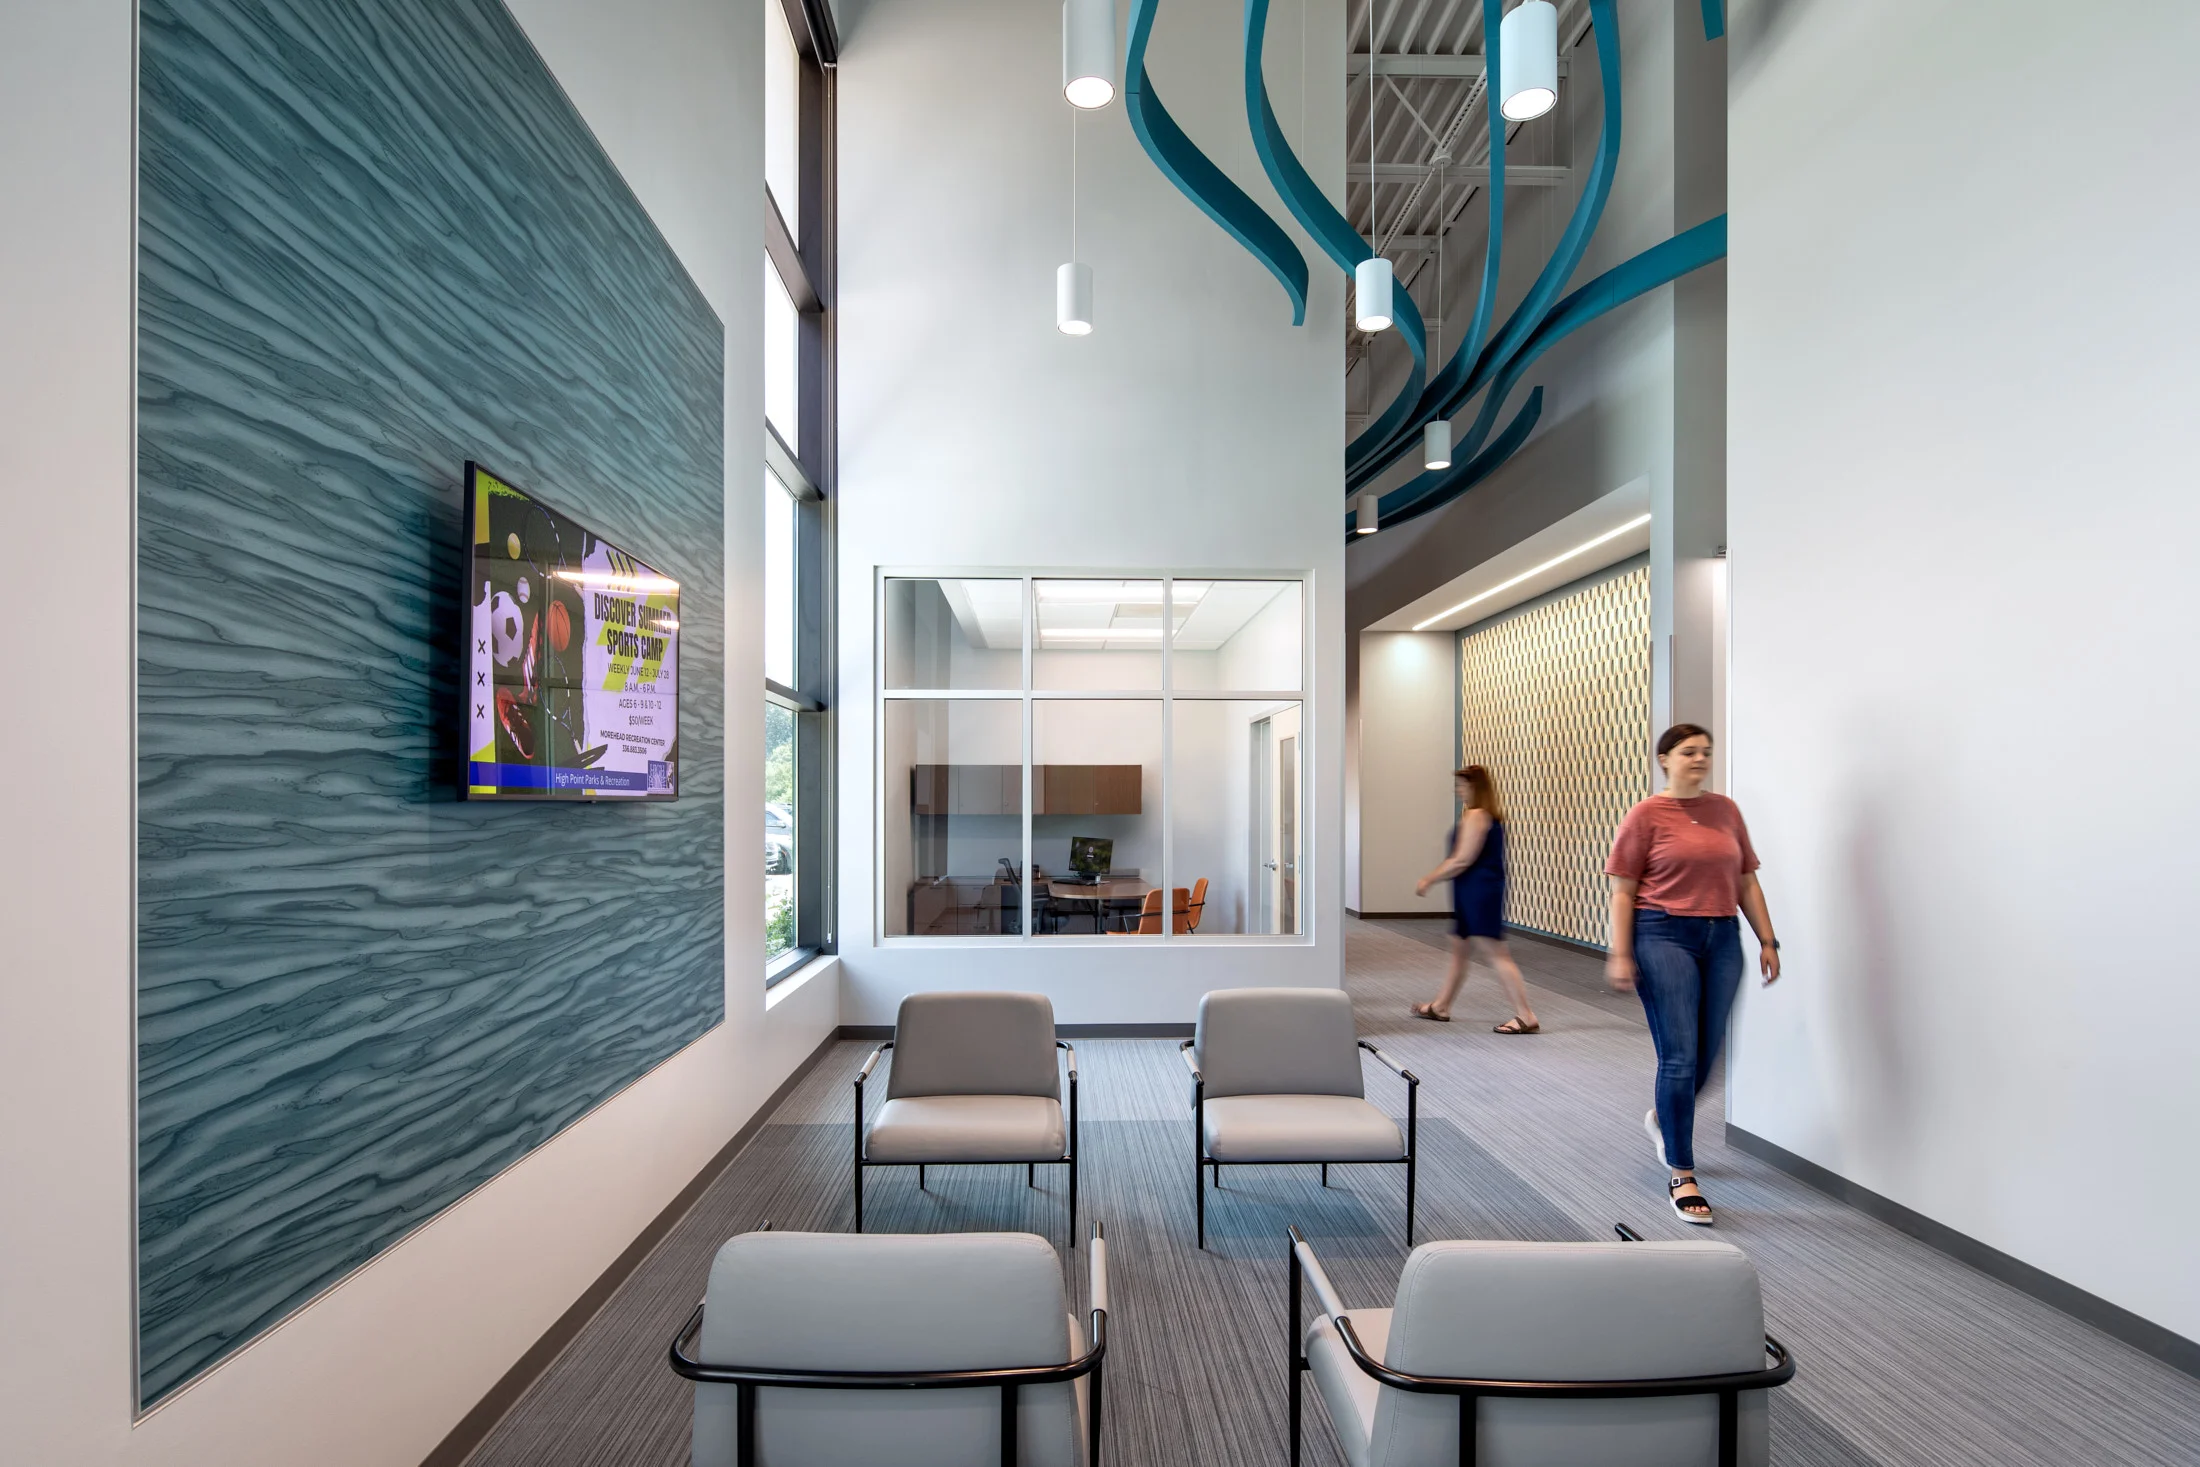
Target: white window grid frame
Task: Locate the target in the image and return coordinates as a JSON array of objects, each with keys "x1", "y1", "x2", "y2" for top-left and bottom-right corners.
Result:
[{"x1": 875, "y1": 568, "x2": 1314, "y2": 946}]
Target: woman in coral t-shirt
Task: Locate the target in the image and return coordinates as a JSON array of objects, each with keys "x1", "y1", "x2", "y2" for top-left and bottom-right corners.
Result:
[{"x1": 1605, "y1": 724, "x2": 1782, "y2": 1226}]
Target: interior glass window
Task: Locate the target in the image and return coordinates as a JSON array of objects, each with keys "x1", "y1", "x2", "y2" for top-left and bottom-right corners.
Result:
[{"x1": 884, "y1": 578, "x2": 1024, "y2": 690}]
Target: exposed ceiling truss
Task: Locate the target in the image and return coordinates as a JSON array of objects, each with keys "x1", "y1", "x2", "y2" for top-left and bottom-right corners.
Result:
[{"x1": 1343, "y1": 0, "x2": 1594, "y2": 393}]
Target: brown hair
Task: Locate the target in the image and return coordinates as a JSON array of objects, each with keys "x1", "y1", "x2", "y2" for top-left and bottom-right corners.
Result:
[
  {"x1": 1656, "y1": 723, "x2": 1713, "y2": 758},
  {"x1": 1454, "y1": 765, "x2": 1505, "y2": 822}
]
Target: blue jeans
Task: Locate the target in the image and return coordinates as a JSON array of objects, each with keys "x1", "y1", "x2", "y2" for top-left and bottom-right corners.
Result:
[{"x1": 1633, "y1": 908, "x2": 1743, "y2": 1171}]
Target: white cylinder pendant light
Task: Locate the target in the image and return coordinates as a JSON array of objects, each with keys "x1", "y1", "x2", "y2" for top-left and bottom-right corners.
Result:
[
  {"x1": 1423, "y1": 419, "x2": 1453, "y2": 470},
  {"x1": 1063, "y1": 0, "x2": 1116, "y2": 109},
  {"x1": 1499, "y1": 0, "x2": 1559, "y2": 120},
  {"x1": 1354, "y1": 256, "x2": 1394, "y2": 332},
  {"x1": 1057, "y1": 261, "x2": 1094, "y2": 335},
  {"x1": 1355, "y1": 491, "x2": 1381, "y2": 534},
  {"x1": 1057, "y1": 110, "x2": 1093, "y2": 334}
]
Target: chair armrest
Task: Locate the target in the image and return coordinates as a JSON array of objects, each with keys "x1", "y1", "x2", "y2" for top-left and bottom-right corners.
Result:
[
  {"x1": 1057, "y1": 1038, "x2": 1078, "y2": 1082},
  {"x1": 1288, "y1": 1227, "x2": 1354, "y2": 1325},
  {"x1": 1178, "y1": 1038, "x2": 1202, "y2": 1083},
  {"x1": 856, "y1": 1040, "x2": 894, "y2": 1084},
  {"x1": 1088, "y1": 1221, "x2": 1108, "y2": 1316},
  {"x1": 1357, "y1": 1039, "x2": 1419, "y2": 1086},
  {"x1": 1322, "y1": 1322, "x2": 1798, "y2": 1399}
]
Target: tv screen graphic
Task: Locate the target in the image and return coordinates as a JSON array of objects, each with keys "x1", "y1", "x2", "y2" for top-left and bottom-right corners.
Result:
[{"x1": 463, "y1": 463, "x2": 680, "y2": 799}]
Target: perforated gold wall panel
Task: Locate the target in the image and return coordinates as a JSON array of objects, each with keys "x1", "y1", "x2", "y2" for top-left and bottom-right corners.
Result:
[{"x1": 1458, "y1": 566, "x2": 1651, "y2": 947}]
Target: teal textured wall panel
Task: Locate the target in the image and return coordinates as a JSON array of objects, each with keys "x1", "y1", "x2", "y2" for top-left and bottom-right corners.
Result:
[{"x1": 135, "y1": 0, "x2": 726, "y2": 1405}]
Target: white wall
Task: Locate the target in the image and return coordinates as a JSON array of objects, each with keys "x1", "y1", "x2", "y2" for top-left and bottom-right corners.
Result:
[
  {"x1": 0, "y1": 5, "x2": 841, "y2": 1464},
  {"x1": 835, "y1": 0, "x2": 1344, "y2": 1022},
  {"x1": 1727, "y1": 0, "x2": 2200, "y2": 1344},
  {"x1": 1354, "y1": 632, "x2": 1456, "y2": 914}
]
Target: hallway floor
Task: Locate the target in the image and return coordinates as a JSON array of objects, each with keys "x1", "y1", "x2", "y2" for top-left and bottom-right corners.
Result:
[{"x1": 462, "y1": 919, "x2": 2200, "y2": 1465}]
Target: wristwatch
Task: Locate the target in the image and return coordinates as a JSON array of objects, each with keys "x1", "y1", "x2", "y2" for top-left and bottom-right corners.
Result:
[{"x1": 1765, "y1": 938, "x2": 1781, "y2": 950}]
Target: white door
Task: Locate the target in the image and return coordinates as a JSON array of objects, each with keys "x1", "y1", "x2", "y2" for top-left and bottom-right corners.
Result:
[{"x1": 1250, "y1": 704, "x2": 1301, "y2": 935}]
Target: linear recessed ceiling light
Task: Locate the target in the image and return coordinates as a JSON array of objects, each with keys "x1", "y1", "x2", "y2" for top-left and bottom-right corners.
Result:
[
  {"x1": 1035, "y1": 582, "x2": 1179, "y2": 603},
  {"x1": 1041, "y1": 627, "x2": 1165, "y2": 639},
  {"x1": 1410, "y1": 513, "x2": 1651, "y2": 631}
]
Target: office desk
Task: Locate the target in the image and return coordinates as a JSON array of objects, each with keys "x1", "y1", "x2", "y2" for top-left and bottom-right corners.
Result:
[{"x1": 1044, "y1": 878, "x2": 1150, "y2": 934}]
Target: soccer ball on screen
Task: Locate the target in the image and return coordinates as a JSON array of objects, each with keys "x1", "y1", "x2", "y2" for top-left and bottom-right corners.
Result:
[{"x1": 490, "y1": 592, "x2": 526, "y2": 667}]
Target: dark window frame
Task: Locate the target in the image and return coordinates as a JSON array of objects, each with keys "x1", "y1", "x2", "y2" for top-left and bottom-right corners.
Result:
[{"x1": 766, "y1": 0, "x2": 837, "y2": 982}]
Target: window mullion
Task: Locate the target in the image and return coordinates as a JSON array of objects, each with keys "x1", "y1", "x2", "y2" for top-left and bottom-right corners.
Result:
[
  {"x1": 766, "y1": 427, "x2": 816, "y2": 500},
  {"x1": 764, "y1": 195, "x2": 815, "y2": 311},
  {"x1": 1161, "y1": 578, "x2": 1173, "y2": 938},
  {"x1": 1021, "y1": 576, "x2": 1034, "y2": 941},
  {"x1": 766, "y1": 679, "x2": 820, "y2": 712}
]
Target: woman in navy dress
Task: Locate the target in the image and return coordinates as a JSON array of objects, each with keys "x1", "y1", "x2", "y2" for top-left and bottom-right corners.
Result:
[{"x1": 1413, "y1": 765, "x2": 1541, "y2": 1032}]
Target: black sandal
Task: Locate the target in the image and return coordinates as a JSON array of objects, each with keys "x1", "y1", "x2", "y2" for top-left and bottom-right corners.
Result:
[
  {"x1": 1493, "y1": 1017, "x2": 1540, "y2": 1034},
  {"x1": 1669, "y1": 1176, "x2": 1715, "y2": 1226}
]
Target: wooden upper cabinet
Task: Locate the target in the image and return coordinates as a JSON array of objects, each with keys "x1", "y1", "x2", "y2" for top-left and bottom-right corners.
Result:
[
  {"x1": 911, "y1": 764, "x2": 1140, "y2": 815},
  {"x1": 951, "y1": 764, "x2": 1021, "y2": 815},
  {"x1": 911, "y1": 764, "x2": 1020, "y2": 815},
  {"x1": 1035, "y1": 764, "x2": 1142, "y2": 815}
]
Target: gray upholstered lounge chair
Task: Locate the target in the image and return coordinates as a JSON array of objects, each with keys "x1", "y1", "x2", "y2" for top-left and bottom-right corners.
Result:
[
  {"x1": 1289, "y1": 1225, "x2": 1796, "y2": 1467},
  {"x1": 855, "y1": 991, "x2": 1079, "y2": 1240},
  {"x1": 1181, "y1": 987, "x2": 1418, "y2": 1247},
  {"x1": 673, "y1": 1224, "x2": 1109, "y2": 1467}
]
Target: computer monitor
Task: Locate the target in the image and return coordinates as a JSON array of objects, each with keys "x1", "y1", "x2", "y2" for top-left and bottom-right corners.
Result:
[{"x1": 1067, "y1": 835, "x2": 1113, "y2": 881}]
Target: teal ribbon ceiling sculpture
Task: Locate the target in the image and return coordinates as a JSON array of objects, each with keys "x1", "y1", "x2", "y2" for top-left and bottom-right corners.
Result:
[
  {"x1": 1339, "y1": 0, "x2": 1734, "y2": 538},
  {"x1": 1349, "y1": 214, "x2": 1728, "y2": 535},
  {"x1": 1352, "y1": 0, "x2": 1621, "y2": 488},
  {"x1": 1341, "y1": 0, "x2": 1507, "y2": 478},
  {"x1": 1243, "y1": 0, "x2": 1426, "y2": 464},
  {"x1": 1127, "y1": 0, "x2": 1308, "y2": 323},
  {"x1": 1118, "y1": 0, "x2": 1729, "y2": 537}
]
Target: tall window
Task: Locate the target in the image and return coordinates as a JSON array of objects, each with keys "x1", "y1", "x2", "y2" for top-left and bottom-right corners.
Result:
[
  {"x1": 764, "y1": 0, "x2": 835, "y2": 979},
  {"x1": 880, "y1": 576, "x2": 1307, "y2": 941}
]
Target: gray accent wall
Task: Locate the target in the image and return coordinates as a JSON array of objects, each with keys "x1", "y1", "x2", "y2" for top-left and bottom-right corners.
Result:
[{"x1": 135, "y1": 0, "x2": 726, "y2": 1405}]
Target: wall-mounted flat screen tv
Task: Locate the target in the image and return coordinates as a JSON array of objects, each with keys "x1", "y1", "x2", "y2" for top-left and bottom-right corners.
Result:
[{"x1": 462, "y1": 462, "x2": 679, "y2": 799}]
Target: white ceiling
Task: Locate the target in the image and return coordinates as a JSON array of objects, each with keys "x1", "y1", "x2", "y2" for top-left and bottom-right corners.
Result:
[
  {"x1": 1366, "y1": 477, "x2": 1650, "y2": 632},
  {"x1": 935, "y1": 578, "x2": 1290, "y2": 653}
]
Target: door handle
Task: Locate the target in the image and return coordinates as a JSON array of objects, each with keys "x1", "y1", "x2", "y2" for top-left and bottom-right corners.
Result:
[{"x1": 1262, "y1": 861, "x2": 1278, "y2": 871}]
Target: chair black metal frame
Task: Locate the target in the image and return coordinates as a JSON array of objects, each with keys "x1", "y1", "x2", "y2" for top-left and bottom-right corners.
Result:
[
  {"x1": 670, "y1": 1222, "x2": 1111, "y2": 1467},
  {"x1": 854, "y1": 1039, "x2": 1080, "y2": 1244},
  {"x1": 1286, "y1": 1224, "x2": 1798, "y2": 1467},
  {"x1": 1182, "y1": 1038, "x2": 1418, "y2": 1249}
]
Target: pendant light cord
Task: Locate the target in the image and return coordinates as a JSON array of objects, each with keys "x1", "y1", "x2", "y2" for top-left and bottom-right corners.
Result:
[
  {"x1": 1072, "y1": 108, "x2": 1079, "y2": 262},
  {"x1": 1366, "y1": 1, "x2": 1380, "y2": 243}
]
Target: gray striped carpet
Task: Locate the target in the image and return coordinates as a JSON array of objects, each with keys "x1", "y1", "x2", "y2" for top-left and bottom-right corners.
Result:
[{"x1": 460, "y1": 919, "x2": 2200, "y2": 1466}]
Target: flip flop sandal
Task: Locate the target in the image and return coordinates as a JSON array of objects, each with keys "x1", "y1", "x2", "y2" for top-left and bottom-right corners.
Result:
[
  {"x1": 1493, "y1": 1017, "x2": 1540, "y2": 1034},
  {"x1": 1669, "y1": 1176, "x2": 1715, "y2": 1226},
  {"x1": 1411, "y1": 1004, "x2": 1452, "y2": 1022}
]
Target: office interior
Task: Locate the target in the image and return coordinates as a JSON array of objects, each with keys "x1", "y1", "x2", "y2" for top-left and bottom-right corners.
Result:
[{"x1": 5, "y1": 0, "x2": 2197, "y2": 1464}]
